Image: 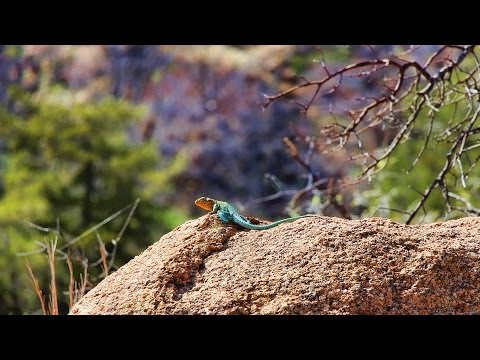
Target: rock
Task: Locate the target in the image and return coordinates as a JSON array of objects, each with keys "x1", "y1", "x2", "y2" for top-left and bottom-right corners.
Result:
[{"x1": 70, "y1": 214, "x2": 480, "y2": 314}]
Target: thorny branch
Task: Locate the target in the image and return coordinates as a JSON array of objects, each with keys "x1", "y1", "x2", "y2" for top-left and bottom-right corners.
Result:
[{"x1": 262, "y1": 45, "x2": 480, "y2": 224}]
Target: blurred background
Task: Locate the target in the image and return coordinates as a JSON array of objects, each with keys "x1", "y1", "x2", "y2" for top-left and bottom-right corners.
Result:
[{"x1": 1, "y1": 45, "x2": 477, "y2": 314}]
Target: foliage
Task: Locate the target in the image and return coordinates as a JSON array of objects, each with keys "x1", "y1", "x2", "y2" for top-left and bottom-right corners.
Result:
[{"x1": 0, "y1": 86, "x2": 187, "y2": 314}]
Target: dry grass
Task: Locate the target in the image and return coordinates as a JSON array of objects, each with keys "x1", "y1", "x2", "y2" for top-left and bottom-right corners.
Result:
[
  {"x1": 25, "y1": 259, "x2": 47, "y2": 315},
  {"x1": 66, "y1": 256, "x2": 88, "y2": 310},
  {"x1": 25, "y1": 238, "x2": 60, "y2": 315},
  {"x1": 25, "y1": 236, "x2": 106, "y2": 315},
  {"x1": 22, "y1": 199, "x2": 140, "y2": 315}
]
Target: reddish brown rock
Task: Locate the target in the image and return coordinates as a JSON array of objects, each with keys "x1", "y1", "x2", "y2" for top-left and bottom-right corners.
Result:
[{"x1": 70, "y1": 215, "x2": 480, "y2": 314}]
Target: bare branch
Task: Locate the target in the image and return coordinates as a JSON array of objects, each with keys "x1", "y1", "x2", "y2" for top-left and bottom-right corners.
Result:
[{"x1": 261, "y1": 45, "x2": 480, "y2": 224}]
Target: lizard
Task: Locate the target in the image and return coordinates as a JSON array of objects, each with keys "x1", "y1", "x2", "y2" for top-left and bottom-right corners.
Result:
[{"x1": 195, "y1": 196, "x2": 315, "y2": 230}]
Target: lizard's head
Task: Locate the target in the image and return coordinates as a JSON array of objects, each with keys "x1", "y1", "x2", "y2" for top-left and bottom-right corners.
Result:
[{"x1": 195, "y1": 197, "x2": 216, "y2": 211}]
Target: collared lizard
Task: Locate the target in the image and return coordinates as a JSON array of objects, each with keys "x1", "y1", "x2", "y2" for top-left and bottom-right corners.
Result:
[{"x1": 195, "y1": 196, "x2": 315, "y2": 230}]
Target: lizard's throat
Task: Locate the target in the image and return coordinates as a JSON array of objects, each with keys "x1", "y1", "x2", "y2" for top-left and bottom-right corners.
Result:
[{"x1": 195, "y1": 199, "x2": 214, "y2": 211}]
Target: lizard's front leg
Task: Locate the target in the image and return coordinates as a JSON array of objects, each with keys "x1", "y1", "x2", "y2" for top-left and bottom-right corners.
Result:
[{"x1": 216, "y1": 209, "x2": 232, "y2": 223}]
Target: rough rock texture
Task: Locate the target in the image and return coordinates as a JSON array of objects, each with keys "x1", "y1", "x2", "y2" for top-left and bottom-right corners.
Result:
[{"x1": 70, "y1": 215, "x2": 480, "y2": 314}]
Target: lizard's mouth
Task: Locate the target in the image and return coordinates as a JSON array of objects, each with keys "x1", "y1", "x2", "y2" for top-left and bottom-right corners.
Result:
[{"x1": 195, "y1": 197, "x2": 214, "y2": 211}]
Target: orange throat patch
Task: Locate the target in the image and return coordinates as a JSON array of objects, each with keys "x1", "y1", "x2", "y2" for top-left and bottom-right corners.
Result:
[{"x1": 195, "y1": 197, "x2": 215, "y2": 211}]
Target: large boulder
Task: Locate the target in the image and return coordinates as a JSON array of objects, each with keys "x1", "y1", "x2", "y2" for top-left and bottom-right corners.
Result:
[{"x1": 70, "y1": 215, "x2": 480, "y2": 314}]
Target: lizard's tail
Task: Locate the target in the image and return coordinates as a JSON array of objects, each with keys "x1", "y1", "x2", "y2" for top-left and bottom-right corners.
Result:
[{"x1": 246, "y1": 214, "x2": 316, "y2": 230}]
